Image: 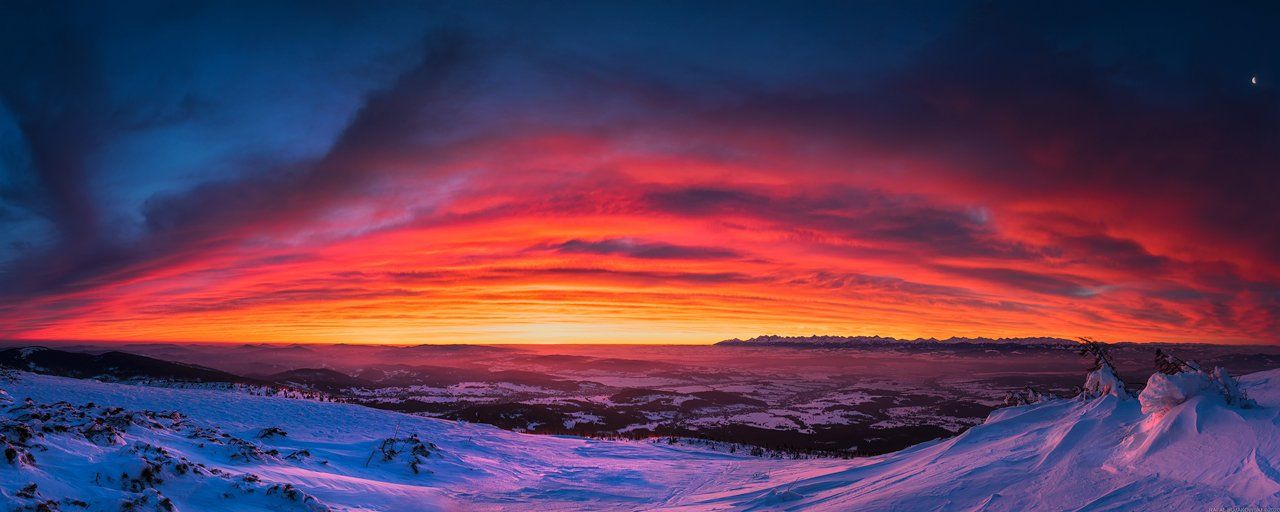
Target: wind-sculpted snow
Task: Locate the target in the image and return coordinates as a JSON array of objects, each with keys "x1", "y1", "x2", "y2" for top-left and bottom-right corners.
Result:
[
  {"x1": 669, "y1": 368, "x2": 1280, "y2": 511},
  {"x1": 1140, "y1": 366, "x2": 1254, "y2": 414},
  {"x1": 3, "y1": 369, "x2": 1280, "y2": 511}
]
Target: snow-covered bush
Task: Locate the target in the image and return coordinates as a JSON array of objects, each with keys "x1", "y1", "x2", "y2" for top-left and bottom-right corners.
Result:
[
  {"x1": 1078, "y1": 339, "x2": 1130, "y2": 399},
  {"x1": 1210, "y1": 366, "x2": 1255, "y2": 407},
  {"x1": 1003, "y1": 386, "x2": 1049, "y2": 406},
  {"x1": 1140, "y1": 371, "x2": 1213, "y2": 414},
  {"x1": 1083, "y1": 363, "x2": 1129, "y2": 399},
  {"x1": 1139, "y1": 363, "x2": 1256, "y2": 414}
]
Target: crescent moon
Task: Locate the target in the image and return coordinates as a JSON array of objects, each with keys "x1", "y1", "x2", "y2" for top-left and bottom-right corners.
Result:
[{"x1": 1252, "y1": 76, "x2": 1258, "y2": 85}]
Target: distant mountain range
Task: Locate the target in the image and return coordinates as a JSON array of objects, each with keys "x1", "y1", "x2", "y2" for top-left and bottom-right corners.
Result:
[{"x1": 716, "y1": 335, "x2": 1080, "y2": 347}]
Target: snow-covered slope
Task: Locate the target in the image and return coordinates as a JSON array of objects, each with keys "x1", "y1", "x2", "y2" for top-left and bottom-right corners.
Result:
[
  {"x1": 4, "y1": 368, "x2": 1280, "y2": 511},
  {"x1": 0, "y1": 372, "x2": 816, "y2": 511}
]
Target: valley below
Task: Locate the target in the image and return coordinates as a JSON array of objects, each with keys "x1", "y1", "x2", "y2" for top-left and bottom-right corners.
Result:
[{"x1": 8, "y1": 339, "x2": 1280, "y2": 456}]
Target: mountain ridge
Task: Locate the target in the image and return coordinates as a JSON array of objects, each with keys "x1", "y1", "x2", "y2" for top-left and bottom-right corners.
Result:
[
  {"x1": 0, "y1": 346, "x2": 259, "y2": 384},
  {"x1": 717, "y1": 334, "x2": 1081, "y2": 347}
]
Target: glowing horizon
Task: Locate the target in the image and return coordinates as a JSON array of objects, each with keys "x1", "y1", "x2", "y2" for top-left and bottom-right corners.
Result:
[{"x1": 2, "y1": 3, "x2": 1277, "y2": 345}]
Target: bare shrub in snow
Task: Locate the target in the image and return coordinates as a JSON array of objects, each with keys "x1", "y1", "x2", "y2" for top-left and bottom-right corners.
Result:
[
  {"x1": 1078, "y1": 338, "x2": 1118, "y2": 372},
  {"x1": 119, "y1": 489, "x2": 175, "y2": 512},
  {"x1": 15, "y1": 483, "x2": 39, "y2": 499},
  {"x1": 265, "y1": 483, "x2": 328, "y2": 509},
  {"x1": 2, "y1": 419, "x2": 40, "y2": 467},
  {"x1": 257, "y1": 426, "x2": 288, "y2": 439},
  {"x1": 187, "y1": 426, "x2": 280, "y2": 462},
  {"x1": 1154, "y1": 348, "x2": 1200, "y2": 375},
  {"x1": 227, "y1": 436, "x2": 280, "y2": 462},
  {"x1": 81, "y1": 419, "x2": 125, "y2": 446},
  {"x1": 373, "y1": 434, "x2": 435, "y2": 474},
  {"x1": 8, "y1": 482, "x2": 83, "y2": 512},
  {"x1": 4, "y1": 442, "x2": 36, "y2": 466}
]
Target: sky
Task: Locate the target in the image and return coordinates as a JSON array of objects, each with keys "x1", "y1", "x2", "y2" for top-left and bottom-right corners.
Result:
[{"x1": 1, "y1": 1, "x2": 1278, "y2": 344}]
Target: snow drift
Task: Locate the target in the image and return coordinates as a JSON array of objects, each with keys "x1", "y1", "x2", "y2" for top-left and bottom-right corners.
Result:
[{"x1": 3, "y1": 365, "x2": 1280, "y2": 511}]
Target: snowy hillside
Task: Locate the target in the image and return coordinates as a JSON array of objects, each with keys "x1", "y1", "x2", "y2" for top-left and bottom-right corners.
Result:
[{"x1": 3, "y1": 366, "x2": 1280, "y2": 511}]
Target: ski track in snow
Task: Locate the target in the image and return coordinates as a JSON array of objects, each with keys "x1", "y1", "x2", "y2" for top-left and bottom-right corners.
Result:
[{"x1": 3, "y1": 369, "x2": 1280, "y2": 511}]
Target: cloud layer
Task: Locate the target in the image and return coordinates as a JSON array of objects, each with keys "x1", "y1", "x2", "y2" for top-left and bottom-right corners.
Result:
[{"x1": 1, "y1": 1, "x2": 1277, "y2": 344}]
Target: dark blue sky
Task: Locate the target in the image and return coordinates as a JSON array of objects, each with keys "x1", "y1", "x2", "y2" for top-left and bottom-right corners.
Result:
[{"x1": 2, "y1": 1, "x2": 1278, "y2": 343}]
